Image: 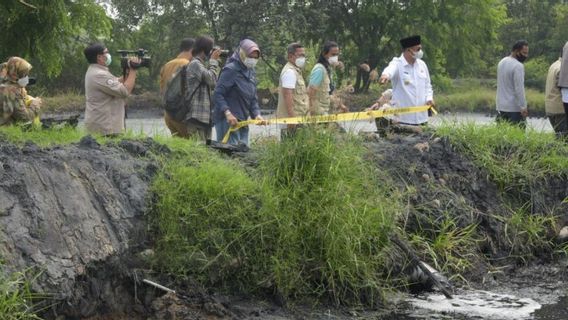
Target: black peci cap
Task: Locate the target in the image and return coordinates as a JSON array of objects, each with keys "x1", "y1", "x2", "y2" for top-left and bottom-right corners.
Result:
[{"x1": 400, "y1": 35, "x2": 421, "y2": 49}]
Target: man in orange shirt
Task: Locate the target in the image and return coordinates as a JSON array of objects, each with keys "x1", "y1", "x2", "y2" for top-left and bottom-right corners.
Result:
[{"x1": 160, "y1": 38, "x2": 194, "y2": 137}]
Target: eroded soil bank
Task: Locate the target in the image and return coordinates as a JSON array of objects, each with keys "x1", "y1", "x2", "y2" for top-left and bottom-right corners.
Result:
[{"x1": 0, "y1": 131, "x2": 566, "y2": 319}]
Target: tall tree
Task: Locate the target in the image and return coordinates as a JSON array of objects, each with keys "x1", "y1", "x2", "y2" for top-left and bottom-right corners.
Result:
[{"x1": 0, "y1": 0, "x2": 111, "y2": 77}]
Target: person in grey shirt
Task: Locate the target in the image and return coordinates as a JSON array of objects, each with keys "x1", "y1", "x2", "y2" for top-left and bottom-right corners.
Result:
[{"x1": 496, "y1": 40, "x2": 529, "y2": 129}]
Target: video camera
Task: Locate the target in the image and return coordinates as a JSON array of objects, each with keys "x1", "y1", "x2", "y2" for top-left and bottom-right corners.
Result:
[
  {"x1": 117, "y1": 49, "x2": 151, "y2": 70},
  {"x1": 213, "y1": 46, "x2": 230, "y2": 58}
]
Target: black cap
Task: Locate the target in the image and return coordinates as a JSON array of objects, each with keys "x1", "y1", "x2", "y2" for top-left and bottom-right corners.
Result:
[{"x1": 400, "y1": 35, "x2": 421, "y2": 49}]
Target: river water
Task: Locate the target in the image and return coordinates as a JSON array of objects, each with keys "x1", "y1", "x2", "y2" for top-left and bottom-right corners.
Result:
[
  {"x1": 83, "y1": 111, "x2": 567, "y2": 320},
  {"x1": 118, "y1": 111, "x2": 555, "y2": 140}
]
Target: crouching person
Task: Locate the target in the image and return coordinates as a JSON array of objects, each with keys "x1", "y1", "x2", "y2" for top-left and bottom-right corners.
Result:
[{"x1": 0, "y1": 57, "x2": 42, "y2": 126}]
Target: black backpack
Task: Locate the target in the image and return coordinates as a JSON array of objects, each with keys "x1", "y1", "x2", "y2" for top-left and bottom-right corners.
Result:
[{"x1": 162, "y1": 64, "x2": 198, "y2": 122}]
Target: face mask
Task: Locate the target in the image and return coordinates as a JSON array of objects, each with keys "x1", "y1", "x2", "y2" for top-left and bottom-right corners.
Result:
[
  {"x1": 244, "y1": 58, "x2": 258, "y2": 69},
  {"x1": 295, "y1": 57, "x2": 306, "y2": 69},
  {"x1": 328, "y1": 55, "x2": 339, "y2": 65},
  {"x1": 412, "y1": 49, "x2": 424, "y2": 60},
  {"x1": 516, "y1": 53, "x2": 527, "y2": 63},
  {"x1": 17, "y1": 76, "x2": 29, "y2": 87},
  {"x1": 104, "y1": 53, "x2": 112, "y2": 66}
]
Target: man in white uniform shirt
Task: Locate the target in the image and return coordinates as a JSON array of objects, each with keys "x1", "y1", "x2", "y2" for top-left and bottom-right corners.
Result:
[{"x1": 379, "y1": 35, "x2": 434, "y2": 126}]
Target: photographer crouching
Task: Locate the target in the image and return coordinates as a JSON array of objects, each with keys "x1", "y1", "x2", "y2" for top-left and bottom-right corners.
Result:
[{"x1": 83, "y1": 43, "x2": 142, "y2": 135}]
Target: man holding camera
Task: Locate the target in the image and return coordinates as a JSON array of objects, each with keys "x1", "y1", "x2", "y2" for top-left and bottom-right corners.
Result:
[{"x1": 83, "y1": 43, "x2": 139, "y2": 135}]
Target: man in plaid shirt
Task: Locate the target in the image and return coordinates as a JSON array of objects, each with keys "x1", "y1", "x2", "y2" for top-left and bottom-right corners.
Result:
[{"x1": 183, "y1": 36, "x2": 221, "y2": 141}]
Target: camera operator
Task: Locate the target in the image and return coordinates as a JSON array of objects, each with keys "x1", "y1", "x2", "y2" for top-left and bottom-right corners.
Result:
[{"x1": 83, "y1": 43, "x2": 140, "y2": 135}]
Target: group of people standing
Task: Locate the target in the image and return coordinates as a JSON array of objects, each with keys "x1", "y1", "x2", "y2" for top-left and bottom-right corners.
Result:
[
  {"x1": 3, "y1": 35, "x2": 568, "y2": 144},
  {"x1": 156, "y1": 34, "x2": 435, "y2": 145}
]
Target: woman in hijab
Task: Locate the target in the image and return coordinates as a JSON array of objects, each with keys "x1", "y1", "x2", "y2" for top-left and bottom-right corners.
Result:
[
  {"x1": 213, "y1": 38, "x2": 266, "y2": 146},
  {"x1": 0, "y1": 57, "x2": 42, "y2": 126}
]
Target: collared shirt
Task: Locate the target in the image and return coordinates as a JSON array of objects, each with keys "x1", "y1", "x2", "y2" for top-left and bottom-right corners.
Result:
[
  {"x1": 84, "y1": 64, "x2": 129, "y2": 135},
  {"x1": 545, "y1": 59, "x2": 563, "y2": 114},
  {"x1": 184, "y1": 57, "x2": 220, "y2": 125},
  {"x1": 213, "y1": 60, "x2": 260, "y2": 122},
  {"x1": 382, "y1": 54, "x2": 433, "y2": 124},
  {"x1": 159, "y1": 54, "x2": 190, "y2": 94},
  {"x1": 496, "y1": 56, "x2": 527, "y2": 112}
]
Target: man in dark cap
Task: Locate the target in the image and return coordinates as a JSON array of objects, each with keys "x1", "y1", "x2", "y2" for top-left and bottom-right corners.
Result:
[{"x1": 379, "y1": 35, "x2": 434, "y2": 126}]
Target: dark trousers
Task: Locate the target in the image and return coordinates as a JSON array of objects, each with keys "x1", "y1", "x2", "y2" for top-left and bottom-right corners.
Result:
[
  {"x1": 496, "y1": 111, "x2": 526, "y2": 130},
  {"x1": 548, "y1": 113, "x2": 568, "y2": 139}
]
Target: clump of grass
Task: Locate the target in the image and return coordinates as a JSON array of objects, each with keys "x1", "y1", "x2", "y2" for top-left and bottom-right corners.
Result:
[
  {"x1": 0, "y1": 125, "x2": 85, "y2": 146},
  {"x1": 501, "y1": 207, "x2": 557, "y2": 260},
  {"x1": 257, "y1": 127, "x2": 400, "y2": 304},
  {"x1": 0, "y1": 268, "x2": 44, "y2": 320},
  {"x1": 436, "y1": 123, "x2": 568, "y2": 262},
  {"x1": 436, "y1": 122, "x2": 568, "y2": 193},
  {"x1": 149, "y1": 127, "x2": 402, "y2": 306},
  {"x1": 407, "y1": 211, "x2": 480, "y2": 277},
  {"x1": 149, "y1": 141, "x2": 268, "y2": 287}
]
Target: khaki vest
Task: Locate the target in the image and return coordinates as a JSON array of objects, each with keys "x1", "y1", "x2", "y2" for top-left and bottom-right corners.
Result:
[
  {"x1": 311, "y1": 63, "x2": 331, "y2": 115},
  {"x1": 545, "y1": 59, "x2": 564, "y2": 114},
  {"x1": 276, "y1": 62, "x2": 309, "y2": 118}
]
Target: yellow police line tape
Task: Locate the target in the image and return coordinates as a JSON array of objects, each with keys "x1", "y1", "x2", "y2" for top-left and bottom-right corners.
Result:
[{"x1": 222, "y1": 105, "x2": 437, "y2": 143}]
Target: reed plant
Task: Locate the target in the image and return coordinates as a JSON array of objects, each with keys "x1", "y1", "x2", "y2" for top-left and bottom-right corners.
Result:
[{"x1": 0, "y1": 268, "x2": 44, "y2": 320}]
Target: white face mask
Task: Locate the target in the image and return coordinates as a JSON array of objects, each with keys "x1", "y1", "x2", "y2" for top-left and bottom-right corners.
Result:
[
  {"x1": 104, "y1": 53, "x2": 112, "y2": 66},
  {"x1": 244, "y1": 57, "x2": 258, "y2": 69},
  {"x1": 295, "y1": 57, "x2": 306, "y2": 69},
  {"x1": 328, "y1": 55, "x2": 339, "y2": 65},
  {"x1": 17, "y1": 76, "x2": 29, "y2": 87},
  {"x1": 412, "y1": 49, "x2": 424, "y2": 60}
]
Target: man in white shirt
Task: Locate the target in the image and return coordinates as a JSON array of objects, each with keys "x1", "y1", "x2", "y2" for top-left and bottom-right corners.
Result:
[
  {"x1": 379, "y1": 35, "x2": 434, "y2": 126},
  {"x1": 276, "y1": 42, "x2": 308, "y2": 135}
]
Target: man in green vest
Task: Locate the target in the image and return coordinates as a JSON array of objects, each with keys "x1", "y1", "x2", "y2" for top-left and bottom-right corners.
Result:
[{"x1": 277, "y1": 42, "x2": 309, "y2": 136}]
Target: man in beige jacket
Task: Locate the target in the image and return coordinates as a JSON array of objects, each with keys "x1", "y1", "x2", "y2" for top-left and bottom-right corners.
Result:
[
  {"x1": 83, "y1": 43, "x2": 138, "y2": 135},
  {"x1": 545, "y1": 53, "x2": 565, "y2": 138}
]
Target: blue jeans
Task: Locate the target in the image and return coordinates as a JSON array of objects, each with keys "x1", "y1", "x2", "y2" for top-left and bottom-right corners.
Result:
[{"x1": 215, "y1": 120, "x2": 250, "y2": 146}]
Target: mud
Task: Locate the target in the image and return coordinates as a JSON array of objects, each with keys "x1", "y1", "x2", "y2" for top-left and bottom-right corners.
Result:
[
  {"x1": 0, "y1": 128, "x2": 567, "y2": 319},
  {"x1": 0, "y1": 136, "x2": 161, "y2": 318}
]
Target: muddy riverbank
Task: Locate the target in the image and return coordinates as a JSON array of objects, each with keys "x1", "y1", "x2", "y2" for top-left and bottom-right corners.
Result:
[{"x1": 0, "y1": 117, "x2": 567, "y2": 319}]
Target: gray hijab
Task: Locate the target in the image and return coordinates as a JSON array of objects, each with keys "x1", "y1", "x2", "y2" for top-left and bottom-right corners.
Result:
[{"x1": 558, "y1": 41, "x2": 568, "y2": 88}]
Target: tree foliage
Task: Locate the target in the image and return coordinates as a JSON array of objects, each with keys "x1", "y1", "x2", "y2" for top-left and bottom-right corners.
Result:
[
  {"x1": 1, "y1": 0, "x2": 566, "y2": 93},
  {"x1": 0, "y1": 0, "x2": 111, "y2": 77}
]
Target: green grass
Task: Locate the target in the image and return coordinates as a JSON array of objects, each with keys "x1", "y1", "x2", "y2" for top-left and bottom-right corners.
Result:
[
  {"x1": 436, "y1": 123, "x2": 568, "y2": 262},
  {"x1": 436, "y1": 87, "x2": 544, "y2": 114},
  {"x1": 150, "y1": 127, "x2": 402, "y2": 306},
  {"x1": 436, "y1": 122, "x2": 568, "y2": 191},
  {"x1": 0, "y1": 125, "x2": 150, "y2": 147},
  {"x1": 41, "y1": 90, "x2": 85, "y2": 114},
  {"x1": 0, "y1": 268, "x2": 44, "y2": 320}
]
